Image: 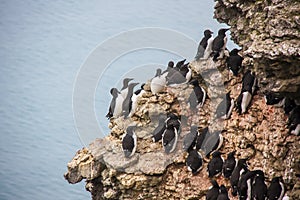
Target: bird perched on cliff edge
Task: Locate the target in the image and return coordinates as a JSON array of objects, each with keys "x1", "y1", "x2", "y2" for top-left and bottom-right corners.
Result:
[
  {"x1": 122, "y1": 126, "x2": 137, "y2": 158},
  {"x1": 195, "y1": 29, "x2": 214, "y2": 60},
  {"x1": 106, "y1": 88, "x2": 124, "y2": 119},
  {"x1": 188, "y1": 79, "x2": 206, "y2": 110},
  {"x1": 122, "y1": 82, "x2": 139, "y2": 118},
  {"x1": 226, "y1": 48, "x2": 243, "y2": 76},
  {"x1": 206, "y1": 179, "x2": 220, "y2": 200},
  {"x1": 236, "y1": 70, "x2": 257, "y2": 114},
  {"x1": 288, "y1": 106, "x2": 300, "y2": 136},
  {"x1": 217, "y1": 185, "x2": 229, "y2": 200},
  {"x1": 120, "y1": 78, "x2": 134, "y2": 99},
  {"x1": 222, "y1": 150, "x2": 236, "y2": 178},
  {"x1": 230, "y1": 159, "x2": 248, "y2": 196},
  {"x1": 152, "y1": 113, "x2": 167, "y2": 142},
  {"x1": 252, "y1": 170, "x2": 268, "y2": 200},
  {"x1": 212, "y1": 28, "x2": 229, "y2": 61},
  {"x1": 216, "y1": 91, "x2": 234, "y2": 119},
  {"x1": 207, "y1": 151, "x2": 224, "y2": 178},
  {"x1": 267, "y1": 177, "x2": 285, "y2": 200},
  {"x1": 129, "y1": 83, "x2": 146, "y2": 117},
  {"x1": 186, "y1": 149, "x2": 203, "y2": 174}
]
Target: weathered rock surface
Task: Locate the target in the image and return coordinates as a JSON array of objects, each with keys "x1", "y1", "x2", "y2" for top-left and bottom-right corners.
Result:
[
  {"x1": 65, "y1": 1, "x2": 300, "y2": 199},
  {"x1": 65, "y1": 55, "x2": 299, "y2": 199},
  {"x1": 214, "y1": 0, "x2": 300, "y2": 100}
]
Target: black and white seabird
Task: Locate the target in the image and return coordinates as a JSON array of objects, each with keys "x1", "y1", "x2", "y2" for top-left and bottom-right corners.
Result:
[
  {"x1": 223, "y1": 150, "x2": 236, "y2": 178},
  {"x1": 165, "y1": 113, "x2": 181, "y2": 132},
  {"x1": 166, "y1": 59, "x2": 188, "y2": 86},
  {"x1": 175, "y1": 59, "x2": 186, "y2": 70},
  {"x1": 206, "y1": 179, "x2": 220, "y2": 200},
  {"x1": 264, "y1": 91, "x2": 285, "y2": 107},
  {"x1": 230, "y1": 159, "x2": 248, "y2": 196},
  {"x1": 201, "y1": 131, "x2": 223, "y2": 157},
  {"x1": 237, "y1": 70, "x2": 257, "y2": 114},
  {"x1": 186, "y1": 149, "x2": 203, "y2": 174},
  {"x1": 195, "y1": 127, "x2": 209, "y2": 151},
  {"x1": 195, "y1": 29, "x2": 214, "y2": 61},
  {"x1": 183, "y1": 126, "x2": 198, "y2": 152},
  {"x1": 162, "y1": 123, "x2": 178, "y2": 154},
  {"x1": 150, "y1": 68, "x2": 167, "y2": 94},
  {"x1": 237, "y1": 170, "x2": 256, "y2": 200},
  {"x1": 288, "y1": 106, "x2": 300, "y2": 136},
  {"x1": 267, "y1": 177, "x2": 285, "y2": 200},
  {"x1": 120, "y1": 78, "x2": 134, "y2": 99},
  {"x1": 122, "y1": 126, "x2": 137, "y2": 158},
  {"x1": 179, "y1": 63, "x2": 192, "y2": 83},
  {"x1": 188, "y1": 79, "x2": 206, "y2": 110},
  {"x1": 252, "y1": 170, "x2": 267, "y2": 200},
  {"x1": 216, "y1": 91, "x2": 234, "y2": 119},
  {"x1": 122, "y1": 82, "x2": 139, "y2": 118},
  {"x1": 284, "y1": 97, "x2": 296, "y2": 114},
  {"x1": 152, "y1": 113, "x2": 167, "y2": 142},
  {"x1": 207, "y1": 151, "x2": 224, "y2": 178},
  {"x1": 226, "y1": 48, "x2": 243, "y2": 76},
  {"x1": 129, "y1": 83, "x2": 146, "y2": 117},
  {"x1": 217, "y1": 185, "x2": 230, "y2": 200},
  {"x1": 106, "y1": 88, "x2": 124, "y2": 119},
  {"x1": 212, "y1": 28, "x2": 229, "y2": 61}
]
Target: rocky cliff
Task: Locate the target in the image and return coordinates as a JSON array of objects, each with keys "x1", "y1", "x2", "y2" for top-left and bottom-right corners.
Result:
[
  {"x1": 64, "y1": 1, "x2": 300, "y2": 199},
  {"x1": 214, "y1": 0, "x2": 300, "y2": 100}
]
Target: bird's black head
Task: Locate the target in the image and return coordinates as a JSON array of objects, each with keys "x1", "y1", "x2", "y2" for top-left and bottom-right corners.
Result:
[
  {"x1": 155, "y1": 68, "x2": 162, "y2": 77},
  {"x1": 204, "y1": 29, "x2": 213, "y2": 37},
  {"x1": 167, "y1": 113, "x2": 178, "y2": 120},
  {"x1": 271, "y1": 176, "x2": 282, "y2": 183},
  {"x1": 168, "y1": 61, "x2": 174, "y2": 68},
  {"x1": 212, "y1": 151, "x2": 221, "y2": 157},
  {"x1": 128, "y1": 82, "x2": 139, "y2": 89},
  {"x1": 254, "y1": 170, "x2": 265, "y2": 178},
  {"x1": 110, "y1": 88, "x2": 119, "y2": 95},
  {"x1": 219, "y1": 185, "x2": 227, "y2": 193},
  {"x1": 238, "y1": 159, "x2": 248, "y2": 167},
  {"x1": 228, "y1": 150, "x2": 236, "y2": 158},
  {"x1": 230, "y1": 48, "x2": 240, "y2": 56},
  {"x1": 218, "y1": 28, "x2": 230, "y2": 35},
  {"x1": 122, "y1": 78, "x2": 134, "y2": 89}
]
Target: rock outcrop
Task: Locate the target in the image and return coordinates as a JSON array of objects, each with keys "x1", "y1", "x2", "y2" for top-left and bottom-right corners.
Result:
[
  {"x1": 214, "y1": 0, "x2": 300, "y2": 100},
  {"x1": 65, "y1": 1, "x2": 300, "y2": 199},
  {"x1": 65, "y1": 57, "x2": 299, "y2": 199}
]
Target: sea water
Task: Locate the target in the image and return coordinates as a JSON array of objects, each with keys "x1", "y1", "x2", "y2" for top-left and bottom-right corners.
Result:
[{"x1": 0, "y1": 1, "x2": 237, "y2": 199}]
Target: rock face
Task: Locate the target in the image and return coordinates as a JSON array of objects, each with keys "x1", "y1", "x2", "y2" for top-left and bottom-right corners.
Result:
[
  {"x1": 64, "y1": 1, "x2": 300, "y2": 199},
  {"x1": 214, "y1": 0, "x2": 300, "y2": 100},
  {"x1": 65, "y1": 57, "x2": 300, "y2": 199}
]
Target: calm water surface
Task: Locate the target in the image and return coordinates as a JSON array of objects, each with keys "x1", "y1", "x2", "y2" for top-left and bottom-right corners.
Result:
[{"x1": 0, "y1": 1, "x2": 236, "y2": 199}]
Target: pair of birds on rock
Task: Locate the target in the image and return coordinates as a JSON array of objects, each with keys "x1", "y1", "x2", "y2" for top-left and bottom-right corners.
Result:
[
  {"x1": 121, "y1": 113, "x2": 181, "y2": 159},
  {"x1": 265, "y1": 91, "x2": 300, "y2": 136},
  {"x1": 150, "y1": 59, "x2": 192, "y2": 94},
  {"x1": 183, "y1": 126, "x2": 223, "y2": 174},
  {"x1": 151, "y1": 113, "x2": 181, "y2": 154},
  {"x1": 106, "y1": 78, "x2": 143, "y2": 119},
  {"x1": 215, "y1": 69, "x2": 258, "y2": 119},
  {"x1": 195, "y1": 28, "x2": 244, "y2": 76},
  {"x1": 195, "y1": 28, "x2": 228, "y2": 61}
]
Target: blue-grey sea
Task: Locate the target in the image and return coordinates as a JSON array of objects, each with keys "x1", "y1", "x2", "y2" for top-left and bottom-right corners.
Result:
[{"x1": 0, "y1": 1, "x2": 237, "y2": 199}]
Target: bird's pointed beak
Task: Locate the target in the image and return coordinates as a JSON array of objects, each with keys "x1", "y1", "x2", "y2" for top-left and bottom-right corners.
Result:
[{"x1": 225, "y1": 28, "x2": 230, "y2": 32}]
